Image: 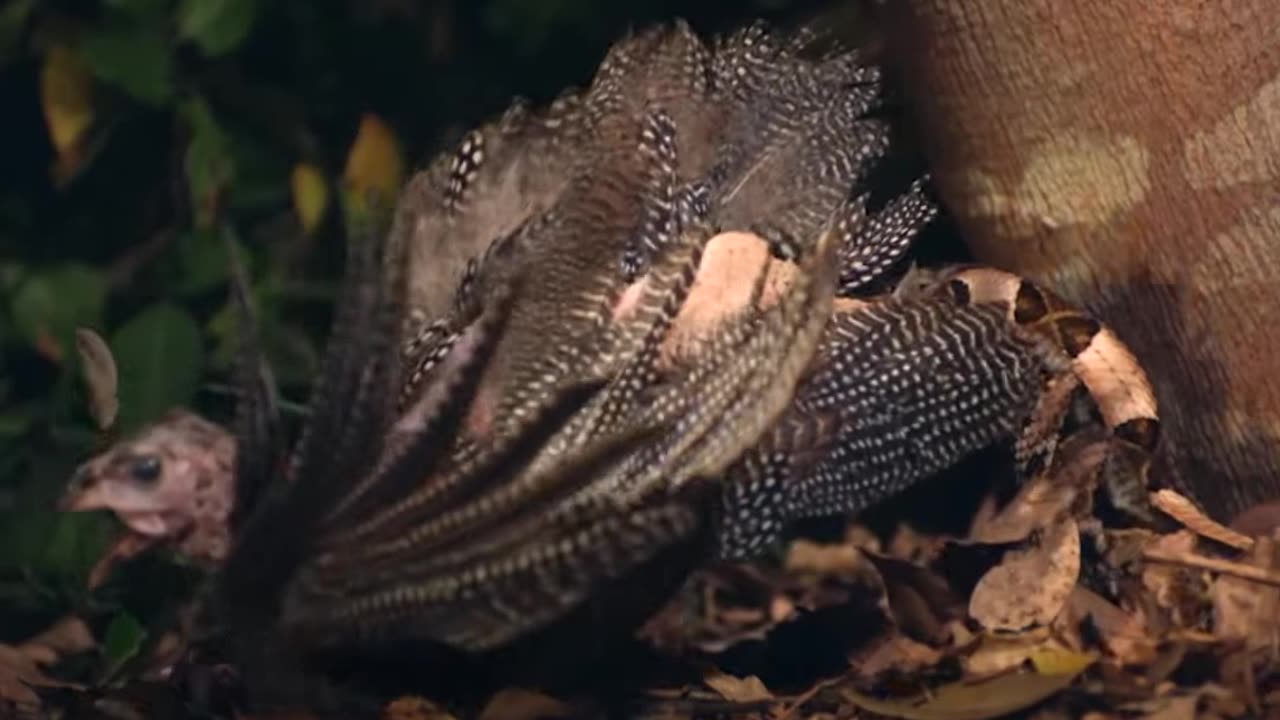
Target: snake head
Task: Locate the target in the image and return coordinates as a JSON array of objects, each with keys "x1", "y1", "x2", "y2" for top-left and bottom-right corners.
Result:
[{"x1": 60, "y1": 409, "x2": 236, "y2": 586}]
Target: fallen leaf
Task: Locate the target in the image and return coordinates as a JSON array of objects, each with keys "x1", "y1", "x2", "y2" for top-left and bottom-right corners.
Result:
[
  {"x1": 864, "y1": 551, "x2": 966, "y2": 642},
  {"x1": 476, "y1": 688, "x2": 573, "y2": 720},
  {"x1": 964, "y1": 631, "x2": 1053, "y2": 677},
  {"x1": 852, "y1": 631, "x2": 945, "y2": 681},
  {"x1": 886, "y1": 523, "x2": 945, "y2": 564},
  {"x1": 1056, "y1": 588, "x2": 1155, "y2": 666},
  {"x1": 1141, "y1": 531, "x2": 1213, "y2": 628},
  {"x1": 1134, "y1": 694, "x2": 1197, "y2": 720},
  {"x1": 1211, "y1": 536, "x2": 1280, "y2": 650},
  {"x1": 75, "y1": 327, "x2": 119, "y2": 430},
  {"x1": 1027, "y1": 646, "x2": 1097, "y2": 676},
  {"x1": 970, "y1": 433, "x2": 1105, "y2": 545},
  {"x1": 384, "y1": 695, "x2": 456, "y2": 720},
  {"x1": 842, "y1": 654, "x2": 1093, "y2": 720},
  {"x1": 704, "y1": 672, "x2": 774, "y2": 703},
  {"x1": 784, "y1": 539, "x2": 863, "y2": 575},
  {"x1": 1151, "y1": 489, "x2": 1254, "y2": 551},
  {"x1": 969, "y1": 519, "x2": 1080, "y2": 632}
]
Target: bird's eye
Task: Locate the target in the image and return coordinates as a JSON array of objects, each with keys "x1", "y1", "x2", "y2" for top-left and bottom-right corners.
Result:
[{"x1": 130, "y1": 455, "x2": 162, "y2": 484}]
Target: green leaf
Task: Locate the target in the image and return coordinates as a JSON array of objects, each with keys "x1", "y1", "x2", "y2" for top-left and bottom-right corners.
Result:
[
  {"x1": 79, "y1": 24, "x2": 174, "y2": 106},
  {"x1": 110, "y1": 303, "x2": 205, "y2": 433},
  {"x1": 0, "y1": 510, "x2": 116, "y2": 597},
  {"x1": 10, "y1": 264, "x2": 107, "y2": 359},
  {"x1": 99, "y1": 611, "x2": 146, "y2": 680},
  {"x1": 177, "y1": 0, "x2": 258, "y2": 57},
  {"x1": 0, "y1": 0, "x2": 35, "y2": 68},
  {"x1": 182, "y1": 97, "x2": 236, "y2": 228},
  {"x1": 227, "y1": 132, "x2": 290, "y2": 212},
  {"x1": 173, "y1": 228, "x2": 229, "y2": 295}
]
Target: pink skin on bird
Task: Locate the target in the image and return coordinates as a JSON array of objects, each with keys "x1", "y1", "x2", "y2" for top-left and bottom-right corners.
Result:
[
  {"x1": 60, "y1": 409, "x2": 235, "y2": 587},
  {"x1": 460, "y1": 231, "x2": 865, "y2": 440}
]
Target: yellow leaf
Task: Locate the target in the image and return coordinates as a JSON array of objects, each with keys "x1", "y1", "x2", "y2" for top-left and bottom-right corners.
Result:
[
  {"x1": 40, "y1": 44, "x2": 95, "y2": 181},
  {"x1": 343, "y1": 113, "x2": 405, "y2": 210},
  {"x1": 842, "y1": 655, "x2": 1094, "y2": 720},
  {"x1": 291, "y1": 162, "x2": 329, "y2": 235},
  {"x1": 1028, "y1": 646, "x2": 1097, "y2": 676}
]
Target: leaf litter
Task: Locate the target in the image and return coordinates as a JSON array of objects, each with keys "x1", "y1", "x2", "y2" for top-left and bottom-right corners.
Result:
[{"x1": 9, "y1": 248, "x2": 1280, "y2": 720}]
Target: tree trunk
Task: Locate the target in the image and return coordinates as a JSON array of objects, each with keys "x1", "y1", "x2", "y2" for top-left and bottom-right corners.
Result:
[{"x1": 878, "y1": 1, "x2": 1280, "y2": 521}]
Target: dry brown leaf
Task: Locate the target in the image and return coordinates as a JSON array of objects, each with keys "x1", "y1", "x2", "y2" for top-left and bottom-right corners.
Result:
[
  {"x1": 963, "y1": 631, "x2": 1055, "y2": 677},
  {"x1": 1135, "y1": 694, "x2": 1197, "y2": 720},
  {"x1": 1141, "y1": 531, "x2": 1220, "y2": 628},
  {"x1": 862, "y1": 552, "x2": 966, "y2": 645},
  {"x1": 886, "y1": 523, "x2": 944, "y2": 564},
  {"x1": 850, "y1": 631, "x2": 945, "y2": 681},
  {"x1": 844, "y1": 523, "x2": 883, "y2": 553},
  {"x1": 703, "y1": 672, "x2": 774, "y2": 703},
  {"x1": 1211, "y1": 536, "x2": 1280, "y2": 649},
  {"x1": 784, "y1": 539, "x2": 863, "y2": 575},
  {"x1": 1151, "y1": 489, "x2": 1254, "y2": 551},
  {"x1": 1120, "y1": 684, "x2": 1249, "y2": 720},
  {"x1": 842, "y1": 651, "x2": 1093, "y2": 720},
  {"x1": 968, "y1": 474, "x2": 1080, "y2": 546},
  {"x1": 75, "y1": 327, "x2": 119, "y2": 430},
  {"x1": 1057, "y1": 588, "x2": 1156, "y2": 666},
  {"x1": 476, "y1": 688, "x2": 573, "y2": 720},
  {"x1": 970, "y1": 435, "x2": 1106, "y2": 545},
  {"x1": 969, "y1": 519, "x2": 1080, "y2": 632}
]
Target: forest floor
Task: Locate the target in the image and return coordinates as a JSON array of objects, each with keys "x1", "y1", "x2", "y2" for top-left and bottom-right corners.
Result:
[{"x1": 4, "y1": 460, "x2": 1278, "y2": 720}]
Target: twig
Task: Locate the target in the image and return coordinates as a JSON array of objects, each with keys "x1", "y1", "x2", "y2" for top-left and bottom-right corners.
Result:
[{"x1": 1142, "y1": 547, "x2": 1280, "y2": 588}]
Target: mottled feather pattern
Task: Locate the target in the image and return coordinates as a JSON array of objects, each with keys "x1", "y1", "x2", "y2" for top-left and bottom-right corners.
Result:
[
  {"x1": 246, "y1": 20, "x2": 920, "y2": 653},
  {"x1": 839, "y1": 178, "x2": 937, "y2": 294},
  {"x1": 717, "y1": 297, "x2": 1050, "y2": 559},
  {"x1": 187, "y1": 19, "x2": 1163, "y2": 712}
]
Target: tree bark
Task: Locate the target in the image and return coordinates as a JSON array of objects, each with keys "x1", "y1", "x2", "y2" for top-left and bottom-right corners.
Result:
[{"x1": 879, "y1": 1, "x2": 1280, "y2": 521}]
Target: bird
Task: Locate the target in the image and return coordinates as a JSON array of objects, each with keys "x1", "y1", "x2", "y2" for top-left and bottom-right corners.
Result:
[{"x1": 58, "y1": 17, "x2": 1160, "y2": 718}]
